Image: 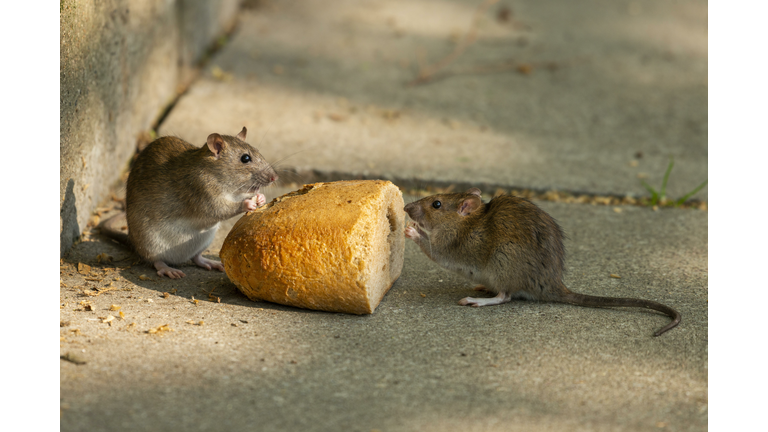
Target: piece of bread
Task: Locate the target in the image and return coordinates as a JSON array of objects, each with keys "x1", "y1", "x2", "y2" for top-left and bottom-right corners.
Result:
[{"x1": 220, "y1": 180, "x2": 405, "y2": 314}]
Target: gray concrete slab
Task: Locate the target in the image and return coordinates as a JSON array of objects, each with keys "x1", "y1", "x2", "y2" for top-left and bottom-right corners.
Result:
[
  {"x1": 159, "y1": 0, "x2": 707, "y2": 201},
  {"x1": 60, "y1": 188, "x2": 707, "y2": 431}
]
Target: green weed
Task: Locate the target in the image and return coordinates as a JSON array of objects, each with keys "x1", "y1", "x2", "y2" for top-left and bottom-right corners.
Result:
[{"x1": 640, "y1": 157, "x2": 707, "y2": 207}]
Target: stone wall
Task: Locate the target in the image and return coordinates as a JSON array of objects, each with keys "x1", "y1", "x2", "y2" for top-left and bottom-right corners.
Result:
[{"x1": 60, "y1": 0, "x2": 241, "y2": 256}]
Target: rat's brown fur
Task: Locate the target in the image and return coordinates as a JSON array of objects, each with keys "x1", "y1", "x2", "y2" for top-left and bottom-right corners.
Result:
[
  {"x1": 404, "y1": 188, "x2": 680, "y2": 337},
  {"x1": 101, "y1": 127, "x2": 277, "y2": 279}
]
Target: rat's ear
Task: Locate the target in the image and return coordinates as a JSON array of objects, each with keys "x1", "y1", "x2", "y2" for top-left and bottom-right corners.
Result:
[
  {"x1": 458, "y1": 196, "x2": 482, "y2": 216},
  {"x1": 206, "y1": 133, "x2": 226, "y2": 159},
  {"x1": 467, "y1": 188, "x2": 482, "y2": 197},
  {"x1": 236, "y1": 127, "x2": 247, "y2": 141}
]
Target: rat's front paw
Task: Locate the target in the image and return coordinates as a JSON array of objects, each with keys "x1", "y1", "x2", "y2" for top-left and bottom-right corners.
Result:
[
  {"x1": 243, "y1": 194, "x2": 267, "y2": 212},
  {"x1": 254, "y1": 193, "x2": 266, "y2": 207},
  {"x1": 404, "y1": 226, "x2": 421, "y2": 240}
]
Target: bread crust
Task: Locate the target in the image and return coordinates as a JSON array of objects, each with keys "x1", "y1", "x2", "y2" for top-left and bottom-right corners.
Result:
[{"x1": 220, "y1": 180, "x2": 405, "y2": 314}]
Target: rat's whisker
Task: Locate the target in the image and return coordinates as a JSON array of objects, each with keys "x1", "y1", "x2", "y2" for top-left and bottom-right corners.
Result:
[
  {"x1": 273, "y1": 169, "x2": 305, "y2": 185},
  {"x1": 269, "y1": 149, "x2": 309, "y2": 167},
  {"x1": 424, "y1": 228, "x2": 434, "y2": 259}
]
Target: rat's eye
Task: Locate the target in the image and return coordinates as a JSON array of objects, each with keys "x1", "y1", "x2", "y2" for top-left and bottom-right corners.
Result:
[
  {"x1": 432, "y1": 200, "x2": 442, "y2": 209},
  {"x1": 241, "y1": 154, "x2": 252, "y2": 163}
]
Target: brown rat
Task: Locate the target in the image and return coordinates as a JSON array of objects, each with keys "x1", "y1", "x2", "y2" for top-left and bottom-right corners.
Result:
[
  {"x1": 100, "y1": 127, "x2": 277, "y2": 279},
  {"x1": 403, "y1": 188, "x2": 681, "y2": 337}
]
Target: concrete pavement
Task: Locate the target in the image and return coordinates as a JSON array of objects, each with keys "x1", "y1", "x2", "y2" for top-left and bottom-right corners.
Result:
[
  {"x1": 159, "y1": 0, "x2": 707, "y2": 200},
  {"x1": 60, "y1": 1, "x2": 707, "y2": 431},
  {"x1": 60, "y1": 187, "x2": 707, "y2": 432}
]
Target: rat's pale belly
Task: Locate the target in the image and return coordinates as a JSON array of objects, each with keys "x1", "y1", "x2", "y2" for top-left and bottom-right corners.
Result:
[{"x1": 148, "y1": 220, "x2": 219, "y2": 264}]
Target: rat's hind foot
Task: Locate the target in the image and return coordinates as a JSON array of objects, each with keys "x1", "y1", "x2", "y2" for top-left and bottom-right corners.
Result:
[
  {"x1": 459, "y1": 291, "x2": 512, "y2": 307},
  {"x1": 192, "y1": 253, "x2": 225, "y2": 272},
  {"x1": 154, "y1": 261, "x2": 186, "y2": 279}
]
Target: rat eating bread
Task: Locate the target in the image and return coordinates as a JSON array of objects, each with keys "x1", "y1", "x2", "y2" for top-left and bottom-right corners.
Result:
[{"x1": 220, "y1": 180, "x2": 405, "y2": 314}]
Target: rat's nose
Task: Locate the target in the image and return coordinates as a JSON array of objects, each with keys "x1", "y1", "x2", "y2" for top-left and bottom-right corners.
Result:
[{"x1": 404, "y1": 202, "x2": 422, "y2": 219}]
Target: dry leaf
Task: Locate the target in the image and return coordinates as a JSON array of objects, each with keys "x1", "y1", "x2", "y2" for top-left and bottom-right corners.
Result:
[
  {"x1": 119, "y1": 311, "x2": 125, "y2": 319},
  {"x1": 610, "y1": 274, "x2": 621, "y2": 279},
  {"x1": 101, "y1": 315, "x2": 115, "y2": 324},
  {"x1": 61, "y1": 352, "x2": 87, "y2": 365},
  {"x1": 327, "y1": 113, "x2": 347, "y2": 122},
  {"x1": 162, "y1": 292, "x2": 170, "y2": 299},
  {"x1": 517, "y1": 64, "x2": 533, "y2": 75},
  {"x1": 96, "y1": 253, "x2": 113, "y2": 263},
  {"x1": 147, "y1": 324, "x2": 173, "y2": 335},
  {"x1": 420, "y1": 293, "x2": 427, "y2": 298},
  {"x1": 109, "y1": 305, "x2": 121, "y2": 311},
  {"x1": 80, "y1": 284, "x2": 125, "y2": 297},
  {"x1": 139, "y1": 275, "x2": 153, "y2": 281},
  {"x1": 77, "y1": 263, "x2": 92, "y2": 275},
  {"x1": 381, "y1": 110, "x2": 400, "y2": 120},
  {"x1": 95, "y1": 206, "x2": 114, "y2": 215}
]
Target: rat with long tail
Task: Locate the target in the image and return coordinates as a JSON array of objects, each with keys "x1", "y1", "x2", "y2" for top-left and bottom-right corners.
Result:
[{"x1": 404, "y1": 188, "x2": 680, "y2": 336}]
